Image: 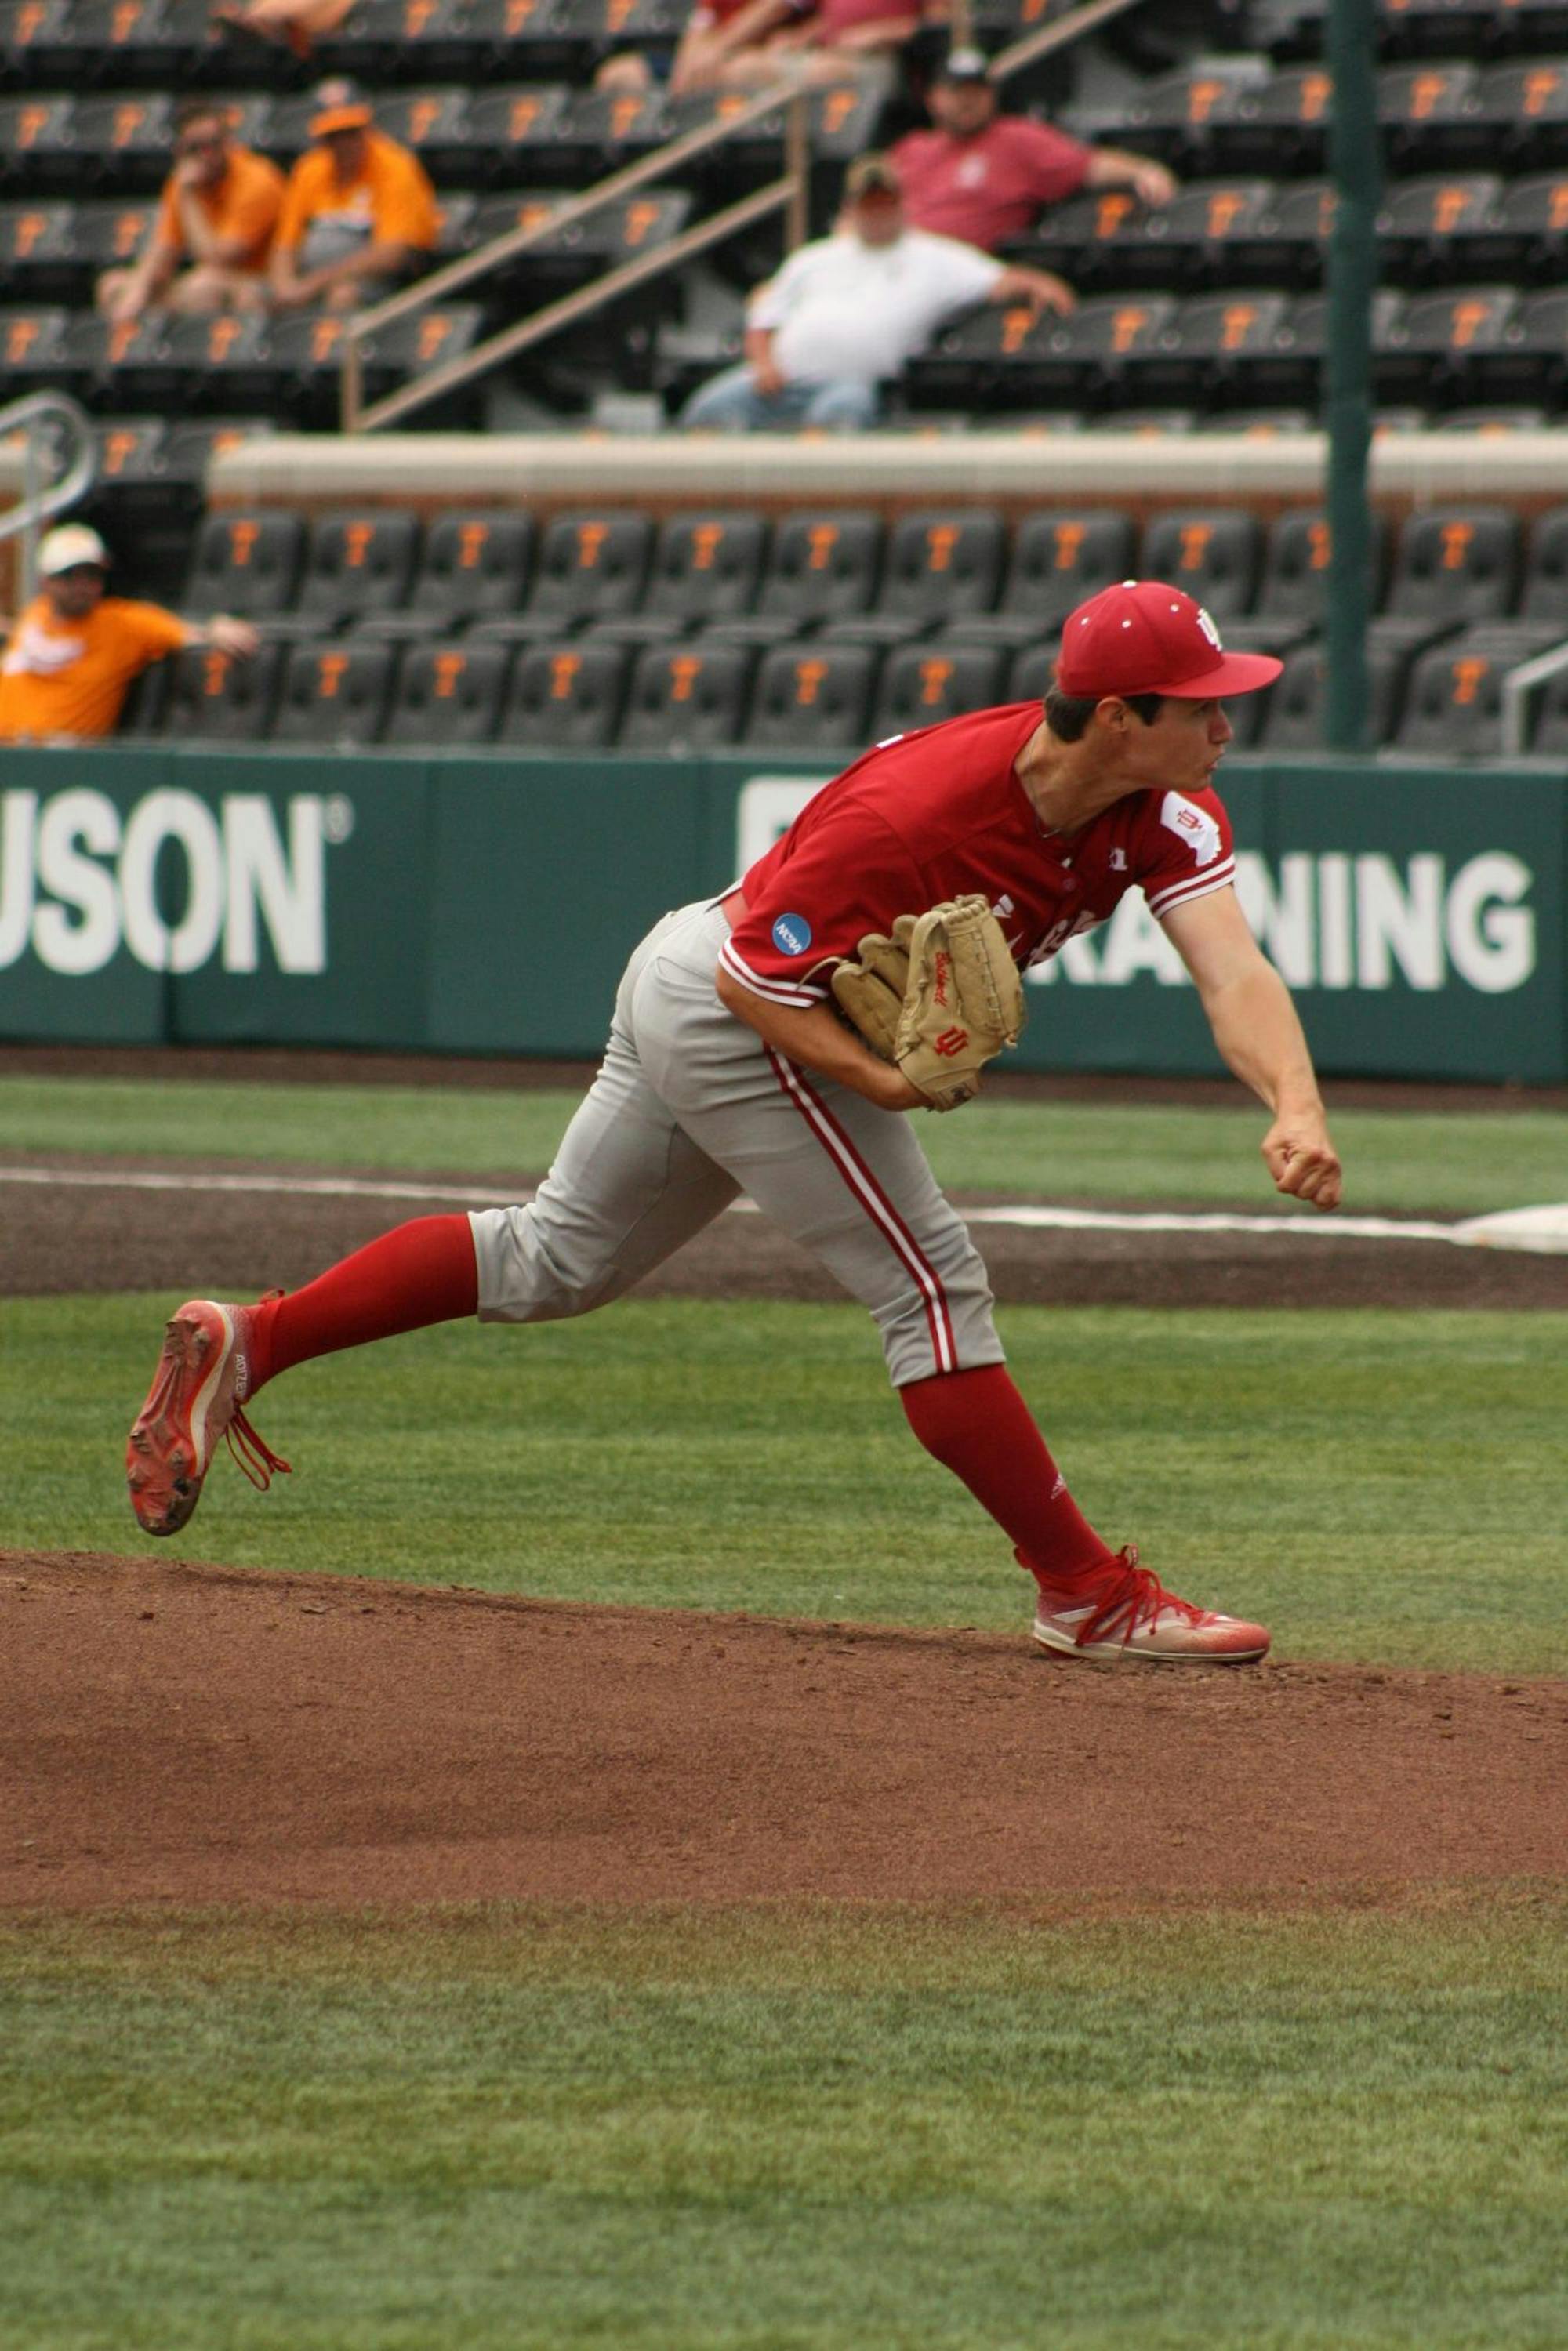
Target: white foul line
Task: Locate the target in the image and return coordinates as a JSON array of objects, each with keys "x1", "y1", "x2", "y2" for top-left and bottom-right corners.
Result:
[{"x1": 2, "y1": 1165, "x2": 1565, "y2": 1254}]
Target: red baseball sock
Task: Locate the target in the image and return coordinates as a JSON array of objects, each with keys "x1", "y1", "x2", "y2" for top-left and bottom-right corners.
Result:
[
  {"x1": 900, "y1": 1364, "x2": 1112, "y2": 1588},
  {"x1": 244, "y1": 1214, "x2": 478, "y2": 1394}
]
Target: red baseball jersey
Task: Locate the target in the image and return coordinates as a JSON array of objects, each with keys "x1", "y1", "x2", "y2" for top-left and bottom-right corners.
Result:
[{"x1": 720, "y1": 701, "x2": 1236, "y2": 1009}]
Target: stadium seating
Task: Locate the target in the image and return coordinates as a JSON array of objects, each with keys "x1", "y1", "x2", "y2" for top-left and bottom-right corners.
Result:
[
  {"x1": 5, "y1": 0, "x2": 1566, "y2": 774},
  {"x1": 95, "y1": 495, "x2": 1558, "y2": 754}
]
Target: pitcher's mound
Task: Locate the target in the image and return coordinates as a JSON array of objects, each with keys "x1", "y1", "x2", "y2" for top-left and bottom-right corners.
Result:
[{"x1": 3, "y1": 1550, "x2": 1563, "y2": 1910}]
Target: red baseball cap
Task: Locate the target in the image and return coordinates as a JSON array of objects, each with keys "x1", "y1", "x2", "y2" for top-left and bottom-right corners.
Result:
[{"x1": 1056, "y1": 579, "x2": 1283, "y2": 699}]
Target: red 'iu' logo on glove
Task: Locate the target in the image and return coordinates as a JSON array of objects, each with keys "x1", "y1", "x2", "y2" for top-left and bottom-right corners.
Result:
[{"x1": 933, "y1": 1026, "x2": 970, "y2": 1058}]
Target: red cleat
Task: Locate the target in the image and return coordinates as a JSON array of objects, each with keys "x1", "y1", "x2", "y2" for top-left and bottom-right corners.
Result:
[
  {"x1": 125, "y1": 1300, "x2": 289, "y2": 1538},
  {"x1": 1031, "y1": 1545, "x2": 1270, "y2": 1664}
]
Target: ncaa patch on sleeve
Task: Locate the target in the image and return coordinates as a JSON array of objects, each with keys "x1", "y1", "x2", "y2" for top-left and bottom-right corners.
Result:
[{"x1": 771, "y1": 912, "x2": 812, "y2": 955}]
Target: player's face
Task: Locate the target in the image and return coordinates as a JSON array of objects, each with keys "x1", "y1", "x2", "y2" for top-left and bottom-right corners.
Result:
[{"x1": 1112, "y1": 694, "x2": 1233, "y2": 790}]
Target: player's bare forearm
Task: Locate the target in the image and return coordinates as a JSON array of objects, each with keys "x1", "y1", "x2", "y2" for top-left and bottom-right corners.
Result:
[
  {"x1": 1200, "y1": 959, "x2": 1342, "y2": 1209},
  {"x1": 714, "y1": 966, "x2": 921, "y2": 1111}
]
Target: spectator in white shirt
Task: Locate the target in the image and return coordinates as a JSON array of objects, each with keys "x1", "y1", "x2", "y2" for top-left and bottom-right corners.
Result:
[{"x1": 680, "y1": 150, "x2": 1074, "y2": 430}]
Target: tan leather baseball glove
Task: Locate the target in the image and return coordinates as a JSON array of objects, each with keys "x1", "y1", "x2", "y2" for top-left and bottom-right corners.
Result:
[{"x1": 829, "y1": 894, "x2": 1026, "y2": 1112}]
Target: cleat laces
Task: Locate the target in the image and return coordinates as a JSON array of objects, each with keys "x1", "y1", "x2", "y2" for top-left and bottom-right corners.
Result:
[
  {"x1": 1069, "y1": 1545, "x2": 1209, "y2": 1650},
  {"x1": 224, "y1": 1406, "x2": 292, "y2": 1493}
]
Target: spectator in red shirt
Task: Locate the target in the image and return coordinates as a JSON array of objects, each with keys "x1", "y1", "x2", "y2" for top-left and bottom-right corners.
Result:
[{"x1": 891, "y1": 46, "x2": 1178, "y2": 255}]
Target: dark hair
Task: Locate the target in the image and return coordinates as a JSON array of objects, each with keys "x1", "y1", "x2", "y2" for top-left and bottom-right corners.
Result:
[
  {"x1": 1043, "y1": 684, "x2": 1163, "y2": 741},
  {"x1": 174, "y1": 96, "x2": 228, "y2": 136}
]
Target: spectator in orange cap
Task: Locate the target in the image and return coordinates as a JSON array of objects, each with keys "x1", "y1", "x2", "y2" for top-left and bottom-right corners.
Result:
[
  {"x1": 0, "y1": 526, "x2": 259, "y2": 744},
  {"x1": 268, "y1": 78, "x2": 438, "y2": 313},
  {"x1": 97, "y1": 98, "x2": 284, "y2": 322}
]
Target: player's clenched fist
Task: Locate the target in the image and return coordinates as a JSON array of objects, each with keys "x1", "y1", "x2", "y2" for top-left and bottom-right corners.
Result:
[{"x1": 1262, "y1": 1112, "x2": 1342, "y2": 1210}]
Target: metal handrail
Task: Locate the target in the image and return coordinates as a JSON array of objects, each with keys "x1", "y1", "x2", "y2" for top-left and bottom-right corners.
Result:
[
  {"x1": 339, "y1": 0, "x2": 1152, "y2": 434},
  {"x1": 1501, "y1": 637, "x2": 1568, "y2": 758},
  {"x1": 342, "y1": 76, "x2": 813, "y2": 430},
  {"x1": 0, "y1": 392, "x2": 96, "y2": 606}
]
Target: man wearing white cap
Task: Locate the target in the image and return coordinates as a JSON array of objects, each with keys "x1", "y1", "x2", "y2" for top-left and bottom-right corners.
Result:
[{"x1": 0, "y1": 525, "x2": 258, "y2": 743}]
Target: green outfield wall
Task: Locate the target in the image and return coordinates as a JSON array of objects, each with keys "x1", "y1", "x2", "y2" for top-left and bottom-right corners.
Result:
[{"x1": 1, "y1": 746, "x2": 1563, "y2": 1082}]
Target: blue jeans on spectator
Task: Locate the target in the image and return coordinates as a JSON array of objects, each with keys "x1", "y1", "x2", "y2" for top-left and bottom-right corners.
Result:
[{"x1": 680, "y1": 366, "x2": 881, "y2": 431}]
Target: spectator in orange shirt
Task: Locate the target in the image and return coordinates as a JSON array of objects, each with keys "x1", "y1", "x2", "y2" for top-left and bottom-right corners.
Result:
[
  {"x1": 268, "y1": 79, "x2": 439, "y2": 314},
  {"x1": 0, "y1": 525, "x2": 259, "y2": 745},
  {"x1": 97, "y1": 100, "x2": 285, "y2": 322}
]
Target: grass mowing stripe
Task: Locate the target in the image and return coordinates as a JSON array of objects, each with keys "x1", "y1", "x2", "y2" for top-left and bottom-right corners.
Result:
[
  {"x1": 2, "y1": 1075, "x2": 1565, "y2": 1213},
  {"x1": 9, "y1": 1296, "x2": 1567, "y2": 1672},
  {"x1": 2, "y1": 1903, "x2": 1565, "y2": 2351}
]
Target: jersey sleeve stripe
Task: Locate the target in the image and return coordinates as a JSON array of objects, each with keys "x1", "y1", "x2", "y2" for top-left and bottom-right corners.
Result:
[
  {"x1": 1147, "y1": 857, "x2": 1236, "y2": 921},
  {"x1": 717, "y1": 936, "x2": 827, "y2": 1008}
]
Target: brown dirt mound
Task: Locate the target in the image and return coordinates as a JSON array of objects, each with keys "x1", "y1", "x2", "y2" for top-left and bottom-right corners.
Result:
[{"x1": 5, "y1": 1550, "x2": 1563, "y2": 1912}]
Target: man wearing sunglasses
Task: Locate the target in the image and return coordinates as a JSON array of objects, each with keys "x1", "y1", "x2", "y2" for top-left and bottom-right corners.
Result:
[{"x1": 96, "y1": 98, "x2": 285, "y2": 325}]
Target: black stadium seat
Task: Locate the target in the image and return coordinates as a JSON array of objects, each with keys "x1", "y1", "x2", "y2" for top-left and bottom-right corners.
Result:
[
  {"x1": 1138, "y1": 512, "x2": 1261, "y2": 619},
  {"x1": 405, "y1": 510, "x2": 534, "y2": 629},
  {"x1": 709, "y1": 509, "x2": 882, "y2": 644},
  {"x1": 1386, "y1": 505, "x2": 1522, "y2": 622},
  {"x1": 0, "y1": 95, "x2": 78, "y2": 192},
  {"x1": 619, "y1": 641, "x2": 755, "y2": 752},
  {"x1": 296, "y1": 511, "x2": 422, "y2": 627},
  {"x1": 1378, "y1": 175, "x2": 1507, "y2": 285},
  {"x1": 837, "y1": 510, "x2": 1006, "y2": 647},
  {"x1": 163, "y1": 640, "x2": 285, "y2": 740},
  {"x1": 1132, "y1": 178, "x2": 1279, "y2": 292},
  {"x1": 1520, "y1": 505, "x2": 1568, "y2": 617},
  {"x1": 1392, "y1": 622, "x2": 1562, "y2": 756},
  {"x1": 1125, "y1": 288, "x2": 1295, "y2": 408},
  {"x1": 383, "y1": 640, "x2": 513, "y2": 744},
  {"x1": 950, "y1": 510, "x2": 1134, "y2": 648},
  {"x1": 744, "y1": 644, "x2": 880, "y2": 750},
  {"x1": 871, "y1": 642, "x2": 1008, "y2": 736},
  {"x1": 183, "y1": 510, "x2": 307, "y2": 618},
  {"x1": 70, "y1": 90, "x2": 175, "y2": 190},
  {"x1": 1258, "y1": 509, "x2": 1387, "y2": 622},
  {"x1": 614, "y1": 510, "x2": 769, "y2": 640},
  {"x1": 1379, "y1": 285, "x2": 1521, "y2": 406},
  {"x1": 523, "y1": 510, "x2": 652, "y2": 630},
  {"x1": 1473, "y1": 57, "x2": 1568, "y2": 169},
  {"x1": 498, "y1": 637, "x2": 630, "y2": 747},
  {"x1": 271, "y1": 640, "x2": 397, "y2": 745}
]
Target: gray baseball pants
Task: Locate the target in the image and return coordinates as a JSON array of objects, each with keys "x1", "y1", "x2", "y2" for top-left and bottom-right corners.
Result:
[{"x1": 470, "y1": 899, "x2": 1004, "y2": 1387}]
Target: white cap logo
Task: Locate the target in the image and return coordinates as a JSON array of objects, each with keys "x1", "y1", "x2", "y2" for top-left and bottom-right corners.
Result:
[{"x1": 1196, "y1": 604, "x2": 1223, "y2": 651}]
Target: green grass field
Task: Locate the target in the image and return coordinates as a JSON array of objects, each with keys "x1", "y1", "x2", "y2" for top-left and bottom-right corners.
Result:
[
  {"x1": 3, "y1": 1902, "x2": 1566, "y2": 2351},
  {"x1": 3, "y1": 1074, "x2": 1565, "y2": 2349}
]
